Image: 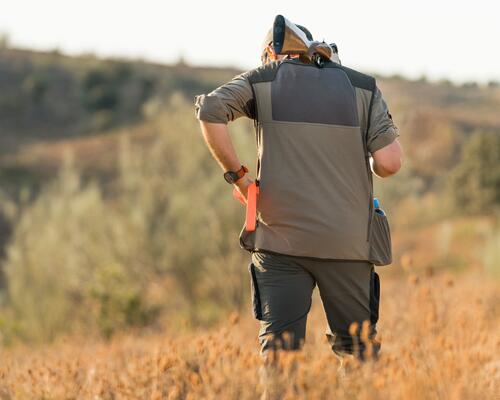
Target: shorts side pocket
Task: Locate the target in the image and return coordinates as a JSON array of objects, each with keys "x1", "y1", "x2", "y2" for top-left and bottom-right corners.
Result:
[
  {"x1": 370, "y1": 270, "x2": 380, "y2": 325},
  {"x1": 248, "y1": 262, "x2": 263, "y2": 320}
]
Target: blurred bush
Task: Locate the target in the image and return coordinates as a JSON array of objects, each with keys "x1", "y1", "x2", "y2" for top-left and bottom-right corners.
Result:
[
  {"x1": 483, "y1": 226, "x2": 500, "y2": 277},
  {"x1": 0, "y1": 101, "x2": 253, "y2": 343},
  {"x1": 22, "y1": 73, "x2": 49, "y2": 104},
  {"x1": 447, "y1": 131, "x2": 500, "y2": 214}
]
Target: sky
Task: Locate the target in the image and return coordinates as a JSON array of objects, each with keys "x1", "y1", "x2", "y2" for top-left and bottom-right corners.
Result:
[{"x1": 0, "y1": 0, "x2": 498, "y2": 83}]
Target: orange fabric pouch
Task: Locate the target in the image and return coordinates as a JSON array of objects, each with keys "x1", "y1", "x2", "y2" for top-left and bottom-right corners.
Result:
[{"x1": 232, "y1": 181, "x2": 259, "y2": 231}]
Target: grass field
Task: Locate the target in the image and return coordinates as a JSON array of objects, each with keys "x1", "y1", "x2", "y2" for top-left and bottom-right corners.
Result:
[{"x1": 1, "y1": 271, "x2": 498, "y2": 399}]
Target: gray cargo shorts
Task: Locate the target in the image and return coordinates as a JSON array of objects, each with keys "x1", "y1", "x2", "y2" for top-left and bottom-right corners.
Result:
[{"x1": 249, "y1": 250, "x2": 380, "y2": 358}]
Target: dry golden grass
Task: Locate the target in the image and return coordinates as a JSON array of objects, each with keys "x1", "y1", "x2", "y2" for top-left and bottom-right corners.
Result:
[{"x1": 0, "y1": 272, "x2": 499, "y2": 400}]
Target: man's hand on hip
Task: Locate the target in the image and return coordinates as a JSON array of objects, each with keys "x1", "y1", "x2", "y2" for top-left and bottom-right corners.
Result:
[{"x1": 234, "y1": 176, "x2": 254, "y2": 202}]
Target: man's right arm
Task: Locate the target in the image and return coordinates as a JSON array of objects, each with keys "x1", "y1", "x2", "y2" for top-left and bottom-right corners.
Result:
[{"x1": 371, "y1": 139, "x2": 403, "y2": 177}]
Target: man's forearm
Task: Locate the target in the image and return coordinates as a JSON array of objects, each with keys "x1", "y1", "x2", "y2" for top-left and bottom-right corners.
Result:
[
  {"x1": 199, "y1": 121, "x2": 242, "y2": 172},
  {"x1": 199, "y1": 120, "x2": 253, "y2": 199}
]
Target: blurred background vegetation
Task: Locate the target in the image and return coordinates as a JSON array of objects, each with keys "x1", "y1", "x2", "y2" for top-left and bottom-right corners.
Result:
[{"x1": 0, "y1": 45, "x2": 499, "y2": 344}]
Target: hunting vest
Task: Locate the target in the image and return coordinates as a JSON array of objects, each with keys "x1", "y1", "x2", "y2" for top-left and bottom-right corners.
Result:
[{"x1": 239, "y1": 59, "x2": 390, "y2": 262}]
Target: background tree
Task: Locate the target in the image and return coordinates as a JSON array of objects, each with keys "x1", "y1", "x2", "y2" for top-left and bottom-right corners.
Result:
[{"x1": 448, "y1": 131, "x2": 500, "y2": 214}]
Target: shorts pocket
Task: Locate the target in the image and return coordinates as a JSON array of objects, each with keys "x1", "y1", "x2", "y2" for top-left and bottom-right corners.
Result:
[
  {"x1": 370, "y1": 270, "x2": 380, "y2": 325},
  {"x1": 369, "y1": 211, "x2": 392, "y2": 266},
  {"x1": 248, "y1": 262, "x2": 263, "y2": 320}
]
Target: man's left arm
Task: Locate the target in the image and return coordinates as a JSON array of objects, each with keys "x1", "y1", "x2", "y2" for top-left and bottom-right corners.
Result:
[{"x1": 367, "y1": 87, "x2": 403, "y2": 177}]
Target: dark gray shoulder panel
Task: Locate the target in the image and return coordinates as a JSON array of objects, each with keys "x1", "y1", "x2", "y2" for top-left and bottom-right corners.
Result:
[
  {"x1": 245, "y1": 61, "x2": 283, "y2": 84},
  {"x1": 270, "y1": 62, "x2": 359, "y2": 126},
  {"x1": 335, "y1": 65, "x2": 376, "y2": 92}
]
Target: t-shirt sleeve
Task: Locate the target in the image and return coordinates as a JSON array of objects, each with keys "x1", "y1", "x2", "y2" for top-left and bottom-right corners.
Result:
[
  {"x1": 367, "y1": 86, "x2": 399, "y2": 154},
  {"x1": 194, "y1": 73, "x2": 254, "y2": 124}
]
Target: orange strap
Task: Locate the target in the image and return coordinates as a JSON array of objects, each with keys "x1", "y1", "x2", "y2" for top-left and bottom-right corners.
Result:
[
  {"x1": 235, "y1": 165, "x2": 249, "y2": 179},
  {"x1": 245, "y1": 182, "x2": 259, "y2": 231},
  {"x1": 232, "y1": 182, "x2": 259, "y2": 231}
]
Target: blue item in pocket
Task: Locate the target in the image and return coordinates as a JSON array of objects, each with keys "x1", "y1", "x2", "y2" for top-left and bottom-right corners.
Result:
[{"x1": 374, "y1": 197, "x2": 385, "y2": 216}]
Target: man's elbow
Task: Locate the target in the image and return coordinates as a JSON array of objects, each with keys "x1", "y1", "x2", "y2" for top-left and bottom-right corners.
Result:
[
  {"x1": 372, "y1": 140, "x2": 403, "y2": 177},
  {"x1": 375, "y1": 158, "x2": 402, "y2": 177}
]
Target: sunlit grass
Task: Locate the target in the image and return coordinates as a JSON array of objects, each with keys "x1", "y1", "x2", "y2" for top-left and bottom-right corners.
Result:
[{"x1": 0, "y1": 273, "x2": 498, "y2": 399}]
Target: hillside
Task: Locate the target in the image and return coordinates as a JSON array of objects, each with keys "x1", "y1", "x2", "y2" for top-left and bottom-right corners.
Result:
[
  {"x1": 0, "y1": 47, "x2": 239, "y2": 152},
  {"x1": 1, "y1": 47, "x2": 499, "y2": 191},
  {"x1": 1, "y1": 48, "x2": 499, "y2": 146}
]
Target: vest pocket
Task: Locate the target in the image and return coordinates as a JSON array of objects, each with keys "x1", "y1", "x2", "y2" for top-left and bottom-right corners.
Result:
[
  {"x1": 368, "y1": 212, "x2": 392, "y2": 266},
  {"x1": 248, "y1": 263, "x2": 263, "y2": 320},
  {"x1": 239, "y1": 223, "x2": 256, "y2": 252}
]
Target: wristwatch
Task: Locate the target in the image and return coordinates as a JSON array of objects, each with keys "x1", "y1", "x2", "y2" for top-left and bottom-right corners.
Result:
[{"x1": 224, "y1": 165, "x2": 249, "y2": 184}]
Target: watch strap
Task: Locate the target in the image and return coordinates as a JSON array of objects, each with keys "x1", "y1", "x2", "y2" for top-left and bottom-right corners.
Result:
[{"x1": 235, "y1": 165, "x2": 249, "y2": 180}]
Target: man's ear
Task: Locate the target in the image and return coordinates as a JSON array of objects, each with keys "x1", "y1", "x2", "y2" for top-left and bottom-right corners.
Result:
[{"x1": 265, "y1": 45, "x2": 277, "y2": 61}]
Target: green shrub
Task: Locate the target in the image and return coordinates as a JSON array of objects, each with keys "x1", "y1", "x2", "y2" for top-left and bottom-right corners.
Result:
[
  {"x1": 447, "y1": 131, "x2": 500, "y2": 214},
  {"x1": 89, "y1": 263, "x2": 159, "y2": 338},
  {"x1": 22, "y1": 74, "x2": 48, "y2": 103},
  {"x1": 0, "y1": 100, "x2": 254, "y2": 343},
  {"x1": 83, "y1": 85, "x2": 119, "y2": 112}
]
